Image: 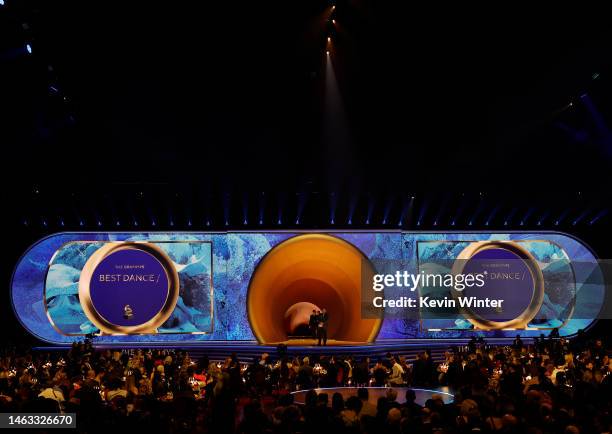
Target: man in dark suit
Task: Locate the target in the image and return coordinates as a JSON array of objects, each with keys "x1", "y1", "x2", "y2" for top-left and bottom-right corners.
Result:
[
  {"x1": 309, "y1": 309, "x2": 319, "y2": 340},
  {"x1": 317, "y1": 308, "x2": 329, "y2": 346}
]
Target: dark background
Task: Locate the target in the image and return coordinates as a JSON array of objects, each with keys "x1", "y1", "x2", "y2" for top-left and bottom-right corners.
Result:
[{"x1": 1, "y1": 1, "x2": 611, "y2": 342}]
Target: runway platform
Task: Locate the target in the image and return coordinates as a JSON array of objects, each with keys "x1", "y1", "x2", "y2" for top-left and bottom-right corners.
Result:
[{"x1": 291, "y1": 386, "x2": 454, "y2": 406}]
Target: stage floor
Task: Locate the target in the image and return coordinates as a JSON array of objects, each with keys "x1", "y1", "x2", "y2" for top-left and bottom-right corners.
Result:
[
  {"x1": 291, "y1": 386, "x2": 454, "y2": 406},
  {"x1": 272, "y1": 339, "x2": 365, "y2": 346},
  {"x1": 34, "y1": 338, "x2": 529, "y2": 362}
]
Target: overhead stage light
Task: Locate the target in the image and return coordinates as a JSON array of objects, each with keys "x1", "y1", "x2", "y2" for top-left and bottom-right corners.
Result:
[{"x1": 26, "y1": 44, "x2": 32, "y2": 54}]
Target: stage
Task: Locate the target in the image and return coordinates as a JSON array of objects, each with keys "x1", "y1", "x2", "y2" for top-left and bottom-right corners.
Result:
[
  {"x1": 34, "y1": 337, "x2": 529, "y2": 362},
  {"x1": 291, "y1": 387, "x2": 454, "y2": 406}
]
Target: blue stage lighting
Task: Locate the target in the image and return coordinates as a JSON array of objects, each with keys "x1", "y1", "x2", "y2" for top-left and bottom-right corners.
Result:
[
  {"x1": 554, "y1": 210, "x2": 571, "y2": 226},
  {"x1": 366, "y1": 200, "x2": 374, "y2": 225},
  {"x1": 26, "y1": 44, "x2": 32, "y2": 54},
  {"x1": 589, "y1": 210, "x2": 608, "y2": 225},
  {"x1": 572, "y1": 209, "x2": 590, "y2": 226}
]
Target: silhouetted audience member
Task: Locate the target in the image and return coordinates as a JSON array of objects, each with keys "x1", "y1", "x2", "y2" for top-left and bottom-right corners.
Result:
[{"x1": 0, "y1": 330, "x2": 609, "y2": 433}]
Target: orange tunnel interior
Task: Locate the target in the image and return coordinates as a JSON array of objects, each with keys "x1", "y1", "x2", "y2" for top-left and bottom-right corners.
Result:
[{"x1": 247, "y1": 234, "x2": 382, "y2": 345}]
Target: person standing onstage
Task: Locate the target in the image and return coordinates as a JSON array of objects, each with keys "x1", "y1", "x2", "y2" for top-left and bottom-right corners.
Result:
[
  {"x1": 317, "y1": 308, "x2": 329, "y2": 346},
  {"x1": 309, "y1": 309, "x2": 319, "y2": 341}
]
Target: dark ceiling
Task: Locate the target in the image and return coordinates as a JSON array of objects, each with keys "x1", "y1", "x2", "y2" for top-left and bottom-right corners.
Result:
[{"x1": 1, "y1": 1, "x2": 610, "y2": 234}]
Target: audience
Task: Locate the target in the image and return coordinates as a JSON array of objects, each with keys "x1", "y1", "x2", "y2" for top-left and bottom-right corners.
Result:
[{"x1": 0, "y1": 333, "x2": 610, "y2": 433}]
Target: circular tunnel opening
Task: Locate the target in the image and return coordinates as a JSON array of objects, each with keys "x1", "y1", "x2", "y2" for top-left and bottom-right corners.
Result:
[{"x1": 247, "y1": 234, "x2": 382, "y2": 345}]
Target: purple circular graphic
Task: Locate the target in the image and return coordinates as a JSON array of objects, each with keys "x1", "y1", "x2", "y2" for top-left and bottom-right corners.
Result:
[
  {"x1": 461, "y1": 247, "x2": 535, "y2": 321},
  {"x1": 89, "y1": 248, "x2": 170, "y2": 327}
]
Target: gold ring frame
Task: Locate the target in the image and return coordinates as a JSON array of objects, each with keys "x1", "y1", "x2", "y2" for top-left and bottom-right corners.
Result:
[
  {"x1": 451, "y1": 241, "x2": 545, "y2": 330},
  {"x1": 78, "y1": 242, "x2": 180, "y2": 335}
]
